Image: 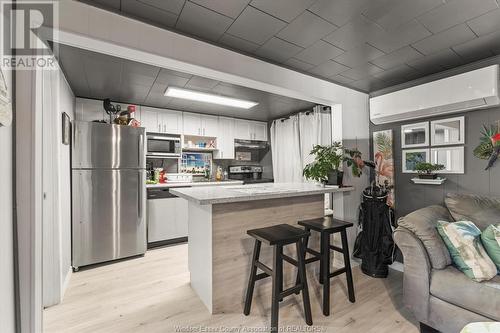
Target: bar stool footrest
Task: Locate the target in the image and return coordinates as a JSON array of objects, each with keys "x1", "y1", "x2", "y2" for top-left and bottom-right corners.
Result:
[
  {"x1": 280, "y1": 285, "x2": 304, "y2": 299},
  {"x1": 329, "y1": 267, "x2": 347, "y2": 279}
]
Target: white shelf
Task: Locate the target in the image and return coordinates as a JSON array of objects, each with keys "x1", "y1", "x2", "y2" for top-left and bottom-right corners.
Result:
[
  {"x1": 182, "y1": 147, "x2": 217, "y2": 152},
  {"x1": 411, "y1": 177, "x2": 447, "y2": 185}
]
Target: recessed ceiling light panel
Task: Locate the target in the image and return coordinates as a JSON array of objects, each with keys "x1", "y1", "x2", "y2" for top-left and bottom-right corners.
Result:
[{"x1": 165, "y1": 87, "x2": 258, "y2": 109}]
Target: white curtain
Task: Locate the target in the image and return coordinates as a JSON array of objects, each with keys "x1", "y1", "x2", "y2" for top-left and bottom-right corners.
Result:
[
  {"x1": 271, "y1": 106, "x2": 331, "y2": 183},
  {"x1": 270, "y1": 114, "x2": 302, "y2": 183}
]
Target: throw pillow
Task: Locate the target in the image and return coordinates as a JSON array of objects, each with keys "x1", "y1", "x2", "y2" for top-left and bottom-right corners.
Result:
[
  {"x1": 481, "y1": 224, "x2": 500, "y2": 272},
  {"x1": 436, "y1": 220, "x2": 497, "y2": 282}
]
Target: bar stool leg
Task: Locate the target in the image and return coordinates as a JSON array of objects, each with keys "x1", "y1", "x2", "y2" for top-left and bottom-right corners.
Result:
[
  {"x1": 322, "y1": 232, "x2": 331, "y2": 316},
  {"x1": 295, "y1": 229, "x2": 309, "y2": 293},
  {"x1": 271, "y1": 245, "x2": 283, "y2": 332},
  {"x1": 244, "y1": 239, "x2": 261, "y2": 315},
  {"x1": 296, "y1": 240, "x2": 313, "y2": 326},
  {"x1": 340, "y1": 229, "x2": 355, "y2": 303}
]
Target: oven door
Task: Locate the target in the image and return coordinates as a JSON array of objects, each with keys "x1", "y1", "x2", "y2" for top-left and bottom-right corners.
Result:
[{"x1": 147, "y1": 136, "x2": 181, "y2": 158}]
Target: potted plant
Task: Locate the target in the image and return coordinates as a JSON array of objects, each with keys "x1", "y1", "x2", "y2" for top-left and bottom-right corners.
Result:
[
  {"x1": 415, "y1": 162, "x2": 445, "y2": 179},
  {"x1": 303, "y1": 142, "x2": 373, "y2": 186}
]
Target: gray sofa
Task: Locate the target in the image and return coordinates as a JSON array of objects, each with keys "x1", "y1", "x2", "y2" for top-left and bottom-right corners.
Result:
[{"x1": 394, "y1": 193, "x2": 500, "y2": 333}]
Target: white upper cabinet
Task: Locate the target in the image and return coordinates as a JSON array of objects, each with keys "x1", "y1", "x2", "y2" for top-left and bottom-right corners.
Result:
[
  {"x1": 161, "y1": 109, "x2": 183, "y2": 134},
  {"x1": 76, "y1": 98, "x2": 105, "y2": 122},
  {"x1": 141, "y1": 107, "x2": 160, "y2": 133},
  {"x1": 252, "y1": 121, "x2": 268, "y2": 141},
  {"x1": 142, "y1": 106, "x2": 183, "y2": 134},
  {"x1": 201, "y1": 114, "x2": 219, "y2": 137},
  {"x1": 183, "y1": 113, "x2": 219, "y2": 137},
  {"x1": 234, "y1": 119, "x2": 267, "y2": 141},
  {"x1": 234, "y1": 119, "x2": 251, "y2": 140},
  {"x1": 183, "y1": 112, "x2": 202, "y2": 136},
  {"x1": 214, "y1": 117, "x2": 235, "y2": 159}
]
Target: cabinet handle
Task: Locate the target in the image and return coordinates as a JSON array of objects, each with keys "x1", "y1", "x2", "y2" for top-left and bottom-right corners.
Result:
[
  {"x1": 163, "y1": 124, "x2": 166, "y2": 132},
  {"x1": 158, "y1": 124, "x2": 161, "y2": 132}
]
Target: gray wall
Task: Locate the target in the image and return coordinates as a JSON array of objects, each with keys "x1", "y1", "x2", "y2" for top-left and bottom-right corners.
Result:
[{"x1": 370, "y1": 106, "x2": 500, "y2": 219}]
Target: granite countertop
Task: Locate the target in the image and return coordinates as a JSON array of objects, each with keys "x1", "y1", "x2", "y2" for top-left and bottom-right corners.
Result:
[
  {"x1": 169, "y1": 183, "x2": 355, "y2": 205},
  {"x1": 146, "y1": 180, "x2": 244, "y2": 189}
]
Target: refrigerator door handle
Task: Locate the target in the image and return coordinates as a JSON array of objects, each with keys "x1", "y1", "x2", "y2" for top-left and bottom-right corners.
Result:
[
  {"x1": 138, "y1": 171, "x2": 143, "y2": 220},
  {"x1": 138, "y1": 133, "x2": 144, "y2": 167}
]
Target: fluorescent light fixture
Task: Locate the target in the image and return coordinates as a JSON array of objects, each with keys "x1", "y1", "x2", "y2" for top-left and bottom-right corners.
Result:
[{"x1": 165, "y1": 87, "x2": 258, "y2": 109}]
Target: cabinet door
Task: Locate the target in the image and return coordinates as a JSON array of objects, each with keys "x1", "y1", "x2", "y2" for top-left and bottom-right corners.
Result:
[
  {"x1": 141, "y1": 107, "x2": 161, "y2": 133},
  {"x1": 214, "y1": 117, "x2": 235, "y2": 159},
  {"x1": 234, "y1": 119, "x2": 251, "y2": 140},
  {"x1": 161, "y1": 109, "x2": 183, "y2": 134},
  {"x1": 76, "y1": 98, "x2": 105, "y2": 122},
  {"x1": 183, "y1": 112, "x2": 202, "y2": 136},
  {"x1": 201, "y1": 114, "x2": 219, "y2": 137},
  {"x1": 252, "y1": 121, "x2": 268, "y2": 141}
]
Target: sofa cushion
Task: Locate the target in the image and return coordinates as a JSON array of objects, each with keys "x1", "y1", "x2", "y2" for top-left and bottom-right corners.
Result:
[
  {"x1": 481, "y1": 224, "x2": 500, "y2": 272},
  {"x1": 445, "y1": 193, "x2": 500, "y2": 231},
  {"x1": 436, "y1": 221, "x2": 497, "y2": 282},
  {"x1": 398, "y1": 205, "x2": 452, "y2": 269},
  {"x1": 430, "y1": 266, "x2": 500, "y2": 320}
]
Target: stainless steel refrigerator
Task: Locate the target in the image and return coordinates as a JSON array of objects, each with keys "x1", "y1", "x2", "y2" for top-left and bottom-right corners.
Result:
[{"x1": 72, "y1": 121, "x2": 146, "y2": 270}]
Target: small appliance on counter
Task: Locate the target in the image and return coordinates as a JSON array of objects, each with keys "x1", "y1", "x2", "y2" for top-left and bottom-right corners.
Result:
[{"x1": 227, "y1": 165, "x2": 273, "y2": 184}]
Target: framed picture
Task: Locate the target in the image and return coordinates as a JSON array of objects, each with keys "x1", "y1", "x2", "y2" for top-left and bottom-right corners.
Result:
[
  {"x1": 430, "y1": 116, "x2": 465, "y2": 146},
  {"x1": 62, "y1": 112, "x2": 70, "y2": 145},
  {"x1": 431, "y1": 146, "x2": 465, "y2": 174},
  {"x1": 402, "y1": 148, "x2": 430, "y2": 173},
  {"x1": 373, "y1": 130, "x2": 395, "y2": 208},
  {"x1": 401, "y1": 121, "x2": 429, "y2": 148}
]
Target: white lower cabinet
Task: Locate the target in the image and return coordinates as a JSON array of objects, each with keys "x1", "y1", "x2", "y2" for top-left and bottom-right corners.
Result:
[
  {"x1": 214, "y1": 117, "x2": 235, "y2": 159},
  {"x1": 147, "y1": 197, "x2": 188, "y2": 243}
]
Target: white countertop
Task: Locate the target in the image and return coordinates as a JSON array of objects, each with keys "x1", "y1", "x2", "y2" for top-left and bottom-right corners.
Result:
[
  {"x1": 170, "y1": 183, "x2": 355, "y2": 205},
  {"x1": 146, "y1": 180, "x2": 244, "y2": 189}
]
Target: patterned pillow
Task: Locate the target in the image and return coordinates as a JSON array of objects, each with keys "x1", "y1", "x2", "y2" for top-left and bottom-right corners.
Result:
[
  {"x1": 436, "y1": 221, "x2": 497, "y2": 282},
  {"x1": 481, "y1": 224, "x2": 500, "y2": 273}
]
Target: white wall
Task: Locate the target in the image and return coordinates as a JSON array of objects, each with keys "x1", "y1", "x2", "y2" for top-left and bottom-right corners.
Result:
[
  {"x1": 42, "y1": 60, "x2": 75, "y2": 308},
  {"x1": 0, "y1": 32, "x2": 16, "y2": 333}
]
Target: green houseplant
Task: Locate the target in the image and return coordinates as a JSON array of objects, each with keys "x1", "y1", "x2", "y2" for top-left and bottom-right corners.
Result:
[
  {"x1": 415, "y1": 162, "x2": 445, "y2": 179},
  {"x1": 303, "y1": 142, "x2": 373, "y2": 186}
]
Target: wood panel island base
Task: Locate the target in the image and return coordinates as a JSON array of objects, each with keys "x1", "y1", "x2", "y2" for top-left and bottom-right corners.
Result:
[{"x1": 170, "y1": 183, "x2": 354, "y2": 314}]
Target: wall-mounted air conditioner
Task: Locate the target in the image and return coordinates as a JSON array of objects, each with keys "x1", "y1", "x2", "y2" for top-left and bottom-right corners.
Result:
[{"x1": 369, "y1": 65, "x2": 500, "y2": 125}]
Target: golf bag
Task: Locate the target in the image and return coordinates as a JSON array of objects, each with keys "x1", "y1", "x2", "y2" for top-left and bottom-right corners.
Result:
[{"x1": 353, "y1": 184, "x2": 395, "y2": 278}]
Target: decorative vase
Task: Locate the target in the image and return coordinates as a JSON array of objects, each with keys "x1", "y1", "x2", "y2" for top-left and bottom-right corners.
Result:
[
  {"x1": 418, "y1": 173, "x2": 438, "y2": 179},
  {"x1": 327, "y1": 170, "x2": 343, "y2": 186}
]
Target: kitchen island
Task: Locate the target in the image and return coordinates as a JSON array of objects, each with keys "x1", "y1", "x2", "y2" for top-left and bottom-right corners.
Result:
[{"x1": 170, "y1": 183, "x2": 354, "y2": 314}]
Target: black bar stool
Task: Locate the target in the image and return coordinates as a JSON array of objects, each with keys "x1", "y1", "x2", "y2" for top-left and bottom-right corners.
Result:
[
  {"x1": 244, "y1": 224, "x2": 312, "y2": 332},
  {"x1": 297, "y1": 216, "x2": 355, "y2": 316}
]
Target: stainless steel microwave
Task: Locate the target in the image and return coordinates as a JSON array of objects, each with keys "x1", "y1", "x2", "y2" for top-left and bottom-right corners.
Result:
[{"x1": 146, "y1": 134, "x2": 181, "y2": 158}]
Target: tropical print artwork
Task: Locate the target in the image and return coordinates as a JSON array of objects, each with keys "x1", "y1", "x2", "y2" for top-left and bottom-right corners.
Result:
[
  {"x1": 473, "y1": 121, "x2": 500, "y2": 170},
  {"x1": 405, "y1": 151, "x2": 427, "y2": 170},
  {"x1": 373, "y1": 130, "x2": 395, "y2": 207},
  {"x1": 436, "y1": 220, "x2": 497, "y2": 282}
]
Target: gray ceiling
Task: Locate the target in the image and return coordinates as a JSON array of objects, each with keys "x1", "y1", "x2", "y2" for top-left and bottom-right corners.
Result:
[
  {"x1": 54, "y1": 43, "x2": 316, "y2": 121},
  {"x1": 78, "y1": 0, "x2": 500, "y2": 93}
]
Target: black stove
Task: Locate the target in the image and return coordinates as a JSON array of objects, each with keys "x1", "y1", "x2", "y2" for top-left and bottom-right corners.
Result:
[{"x1": 227, "y1": 165, "x2": 273, "y2": 184}]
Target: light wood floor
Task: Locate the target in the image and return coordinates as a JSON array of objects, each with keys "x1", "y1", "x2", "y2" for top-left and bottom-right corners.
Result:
[{"x1": 44, "y1": 244, "x2": 418, "y2": 333}]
